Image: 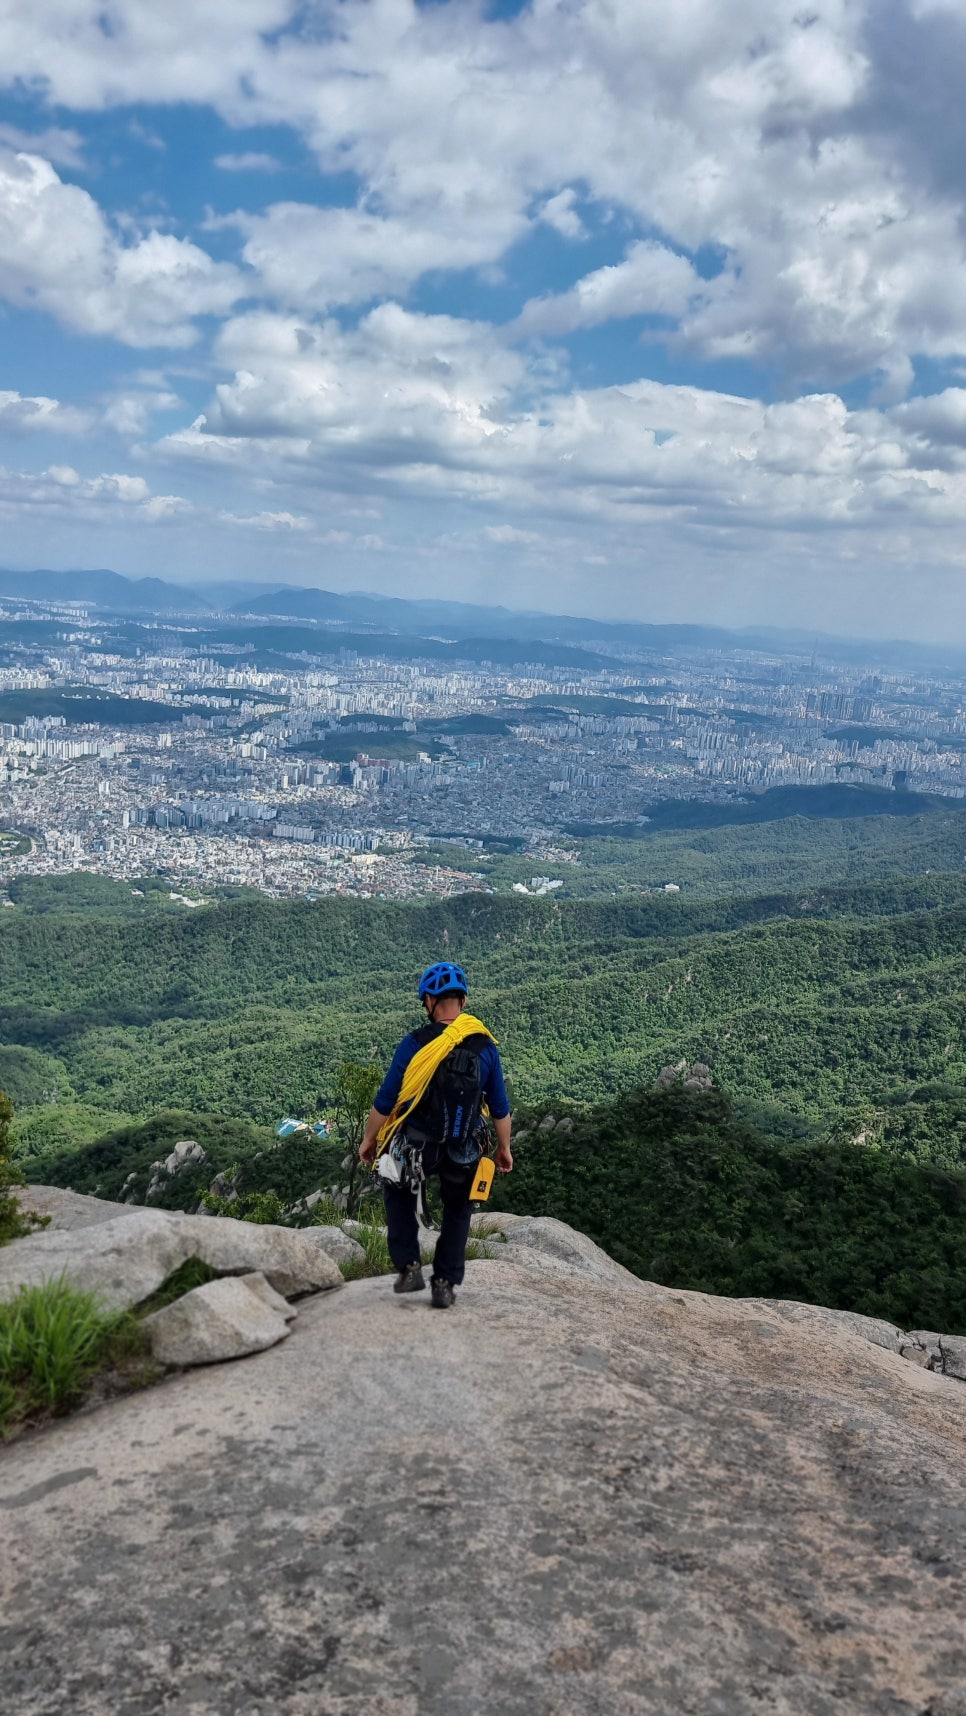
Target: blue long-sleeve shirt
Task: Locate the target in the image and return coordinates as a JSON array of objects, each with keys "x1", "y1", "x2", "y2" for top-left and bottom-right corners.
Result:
[{"x1": 374, "y1": 1032, "x2": 511, "y2": 1120}]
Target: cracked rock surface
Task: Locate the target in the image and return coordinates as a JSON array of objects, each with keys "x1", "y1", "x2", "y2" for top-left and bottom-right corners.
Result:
[{"x1": 3, "y1": 1247, "x2": 966, "y2": 1715}]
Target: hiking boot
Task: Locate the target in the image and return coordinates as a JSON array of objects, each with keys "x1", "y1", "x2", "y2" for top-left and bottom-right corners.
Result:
[
  {"x1": 393, "y1": 1262, "x2": 426, "y2": 1294},
  {"x1": 430, "y1": 1275, "x2": 456, "y2": 1309}
]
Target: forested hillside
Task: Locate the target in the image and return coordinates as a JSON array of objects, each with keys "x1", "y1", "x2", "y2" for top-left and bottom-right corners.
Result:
[
  {"x1": 4, "y1": 866, "x2": 966, "y2": 1167},
  {"x1": 494, "y1": 1082, "x2": 966, "y2": 1333},
  {"x1": 399, "y1": 804, "x2": 966, "y2": 898},
  {"x1": 8, "y1": 822, "x2": 966, "y2": 1333}
]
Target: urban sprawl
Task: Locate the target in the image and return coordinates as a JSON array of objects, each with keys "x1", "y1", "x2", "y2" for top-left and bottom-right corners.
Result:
[{"x1": 1, "y1": 598, "x2": 964, "y2": 902}]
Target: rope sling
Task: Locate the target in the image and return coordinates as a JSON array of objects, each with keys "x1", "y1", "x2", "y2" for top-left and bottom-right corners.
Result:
[{"x1": 374, "y1": 1012, "x2": 497, "y2": 1154}]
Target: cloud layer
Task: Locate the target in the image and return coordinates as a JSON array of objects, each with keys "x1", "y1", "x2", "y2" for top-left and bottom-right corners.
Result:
[{"x1": 1, "y1": 0, "x2": 966, "y2": 634}]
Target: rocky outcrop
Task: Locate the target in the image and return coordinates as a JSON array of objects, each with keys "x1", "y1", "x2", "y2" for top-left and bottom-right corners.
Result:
[
  {"x1": 654, "y1": 1059, "x2": 714, "y2": 1090},
  {"x1": 204, "y1": 1170, "x2": 238, "y2": 1206},
  {"x1": 911, "y1": 1331, "x2": 966, "y2": 1380},
  {"x1": 9, "y1": 1188, "x2": 965, "y2": 1380},
  {"x1": 496, "y1": 1213, "x2": 644, "y2": 1287},
  {"x1": 145, "y1": 1139, "x2": 207, "y2": 1202},
  {"x1": 142, "y1": 1273, "x2": 295, "y2": 1366},
  {"x1": 0, "y1": 1206, "x2": 342, "y2": 1310},
  {"x1": 4, "y1": 1226, "x2": 966, "y2": 1716},
  {"x1": 13, "y1": 1184, "x2": 132, "y2": 1231}
]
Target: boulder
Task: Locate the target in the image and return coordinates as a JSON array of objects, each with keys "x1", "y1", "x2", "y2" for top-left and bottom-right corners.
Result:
[
  {"x1": 206, "y1": 1171, "x2": 237, "y2": 1202},
  {"x1": 142, "y1": 1274, "x2": 292, "y2": 1366},
  {"x1": 164, "y1": 1140, "x2": 207, "y2": 1175},
  {"x1": 654, "y1": 1059, "x2": 714, "y2": 1090},
  {"x1": 145, "y1": 1140, "x2": 208, "y2": 1202},
  {"x1": 161, "y1": 1213, "x2": 344, "y2": 1299},
  {"x1": 13, "y1": 1185, "x2": 132, "y2": 1232},
  {"x1": 342, "y1": 1218, "x2": 386, "y2": 1239},
  {"x1": 471, "y1": 1209, "x2": 525, "y2": 1233},
  {"x1": 0, "y1": 1209, "x2": 187, "y2": 1311},
  {"x1": 497, "y1": 1215, "x2": 644, "y2": 1288},
  {"x1": 0, "y1": 1205, "x2": 342, "y2": 1312},
  {"x1": 940, "y1": 1335, "x2": 966, "y2": 1381},
  {"x1": 901, "y1": 1344, "x2": 935, "y2": 1368},
  {"x1": 302, "y1": 1226, "x2": 365, "y2": 1266},
  {"x1": 240, "y1": 1271, "x2": 298, "y2": 1321},
  {"x1": 901, "y1": 1329, "x2": 943, "y2": 1369}
]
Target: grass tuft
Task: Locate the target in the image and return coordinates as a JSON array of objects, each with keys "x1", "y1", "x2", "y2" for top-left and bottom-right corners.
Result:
[
  {"x1": 356, "y1": 1222, "x2": 396, "y2": 1277},
  {"x1": 0, "y1": 1276, "x2": 144, "y2": 1438},
  {"x1": 310, "y1": 1198, "x2": 354, "y2": 1229},
  {"x1": 136, "y1": 1257, "x2": 218, "y2": 1315},
  {"x1": 464, "y1": 1235, "x2": 498, "y2": 1262}
]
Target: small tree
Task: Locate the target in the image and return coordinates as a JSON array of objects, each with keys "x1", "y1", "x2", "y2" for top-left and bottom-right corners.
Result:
[
  {"x1": 0, "y1": 1090, "x2": 47, "y2": 1246},
  {"x1": 334, "y1": 1062, "x2": 382, "y2": 1216},
  {"x1": 826, "y1": 1103, "x2": 885, "y2": 1151}
]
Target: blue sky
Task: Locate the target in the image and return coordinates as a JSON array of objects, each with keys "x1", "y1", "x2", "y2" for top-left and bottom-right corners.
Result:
[{"x1": 3, "y1": 0, "x2": 966, "y2": 640}]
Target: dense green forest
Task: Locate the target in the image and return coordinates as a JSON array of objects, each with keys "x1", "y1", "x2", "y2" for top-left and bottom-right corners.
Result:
[
  {"x1": 27, "y1": 1082, "x2": 966, "y2": 1335},
  {"x1": 2, "y1": 852, "x2": 966, "y2": 1166},
  {"x1": 419, "y1": 803, "x2": 966, "y2": 897},
  {"x1": 7, "y1": 802, "x2": 966, "y2": 1332},
  {"x1": 493, "y1": 1083, "x2": 966, "y2": 1333},
  {"x1": 32, "y1": 1109, "x2": 341, "y2": 1212}
]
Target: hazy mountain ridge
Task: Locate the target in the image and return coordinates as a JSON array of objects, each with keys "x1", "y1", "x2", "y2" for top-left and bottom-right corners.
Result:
[{"x1": 4, "y1": 568, "x2": 966, "y2": 669}]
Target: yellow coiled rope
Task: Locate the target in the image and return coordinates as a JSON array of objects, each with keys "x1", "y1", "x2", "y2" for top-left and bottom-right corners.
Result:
[{"x1": 375, "y1": 1013, "x2": 497, "y2": 1154}]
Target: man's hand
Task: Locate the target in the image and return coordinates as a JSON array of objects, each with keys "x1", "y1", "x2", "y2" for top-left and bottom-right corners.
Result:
[
  {"x1": 493, "y1": 1140, "x2": 513, "y2": 1174},
  {"x1": 359, "y1": 1105, "x2": 386, "y2": 1168}
]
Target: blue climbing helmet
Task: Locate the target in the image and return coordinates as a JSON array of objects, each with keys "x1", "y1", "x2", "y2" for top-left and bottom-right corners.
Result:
[{"x1": 418, "y1": 961, "x2": 468, "y2": 1001}]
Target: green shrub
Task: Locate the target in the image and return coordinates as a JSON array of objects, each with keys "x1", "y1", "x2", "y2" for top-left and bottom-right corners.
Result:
[
  {"x1": 200, "y1": 1188, "x2": 288, "y2": 1224},
  {"x1": 494, "y1": 1083, "x2": 966, "y2": 1332},
  {"x1": 0, "y1": 1088, "x2": 47, "y2": 1247},
  {"x1": 0, "y1": 1277, "x2": 142, "y2": 1436},
  {"x1": 332, "y1": 1062, "x2": 382, "y2": 1216},
  {"x1": 340, "y1": 1220, "x2": 395, "y2": 1280},
  {"x1": 310, "y1": 1197, "x2": 353, "y2": 1228}
]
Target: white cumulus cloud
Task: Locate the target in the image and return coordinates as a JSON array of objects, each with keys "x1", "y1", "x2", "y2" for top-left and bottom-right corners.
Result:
[
  {"x1": 218, "y1": 508, "x2": 312, "y2": 529},
  {"x1": 0, "y1": 390, "x2": 89, "y2": 433},
  {"x1": 517, "y1": 241, "x2": 702, "y2": 337},
  {"x1": 0, "y1": 461, "x2": 189, "y2": 523},
  {"x1": 151, "y1": 306, "x2": 966, "y2": 551},
  {"x1": 0, "y1": 148, "x2": 245, "y2": 347}
]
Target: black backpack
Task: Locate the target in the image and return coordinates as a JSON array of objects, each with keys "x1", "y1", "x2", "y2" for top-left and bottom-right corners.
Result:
[{"x1": 407, "y1": 1023, "x2": 487, "y2": 1154}]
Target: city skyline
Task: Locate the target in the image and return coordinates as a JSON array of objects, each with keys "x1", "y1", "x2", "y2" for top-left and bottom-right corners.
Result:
[
  {"x1": 3, "y1": 3, "x2": 966, "y2": 641},
  {"x1": 3, "y1": 588, "x2": 966, "y2": 905}
]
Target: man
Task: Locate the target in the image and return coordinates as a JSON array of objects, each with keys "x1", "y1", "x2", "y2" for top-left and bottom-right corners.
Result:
[{"x1": 359, "y1": 961, "x2": 512, "y2": 1307}]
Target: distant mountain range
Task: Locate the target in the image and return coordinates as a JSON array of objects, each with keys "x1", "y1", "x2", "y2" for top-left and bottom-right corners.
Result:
[
  {"x1": 235, "y1": 580, "x2": 792, "y2": 651},
  {"x1": 0, "y1": 570, "x2": 282, "y2": 614},
  {"x1": 0, "y1": 567, "x2": 962, "y2": 672}
]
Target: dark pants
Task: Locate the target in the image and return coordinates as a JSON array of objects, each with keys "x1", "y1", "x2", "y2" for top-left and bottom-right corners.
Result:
[{"x1": 382, "y1": 1144, "x2": 475, "y2": 1285}]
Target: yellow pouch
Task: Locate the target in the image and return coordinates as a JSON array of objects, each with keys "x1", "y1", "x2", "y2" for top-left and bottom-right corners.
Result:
[{"x1": 471, "y1": 1157, "x2": 495, "y2": 1201}]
